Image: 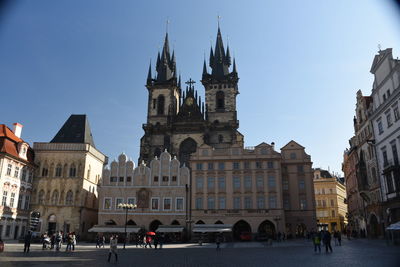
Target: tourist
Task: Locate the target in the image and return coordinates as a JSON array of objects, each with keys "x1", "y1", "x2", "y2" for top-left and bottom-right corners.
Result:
[
  {"x1": 216, "y1": 234, "x2": 222, "y2": 251},
  {"x1": 145, "y1": 234, "x2": 152, "y2": 248},
  {"x1": 23, "y1": 231, "x2": 32, "y2": 253},
  {"x1": 71, "y1": 232, "x2": 76, "y2": 251},
  {"x1": 312, "y1": 231, "x2": 321, "y2": 253},
  {"x1": 50, "y1": 233, "x2": 55, "y2": 249},
  {"x1": 108, "y1": 234, "x2": 118, "y2": 263},
  {"x1": 322, "y1": 231, "x2": 333, "y2": 253},
  {"x1": 337, "y1": 231, "x2": 342, "y2": 246},
  {"x1": 154, "y1": 233, "x2": 159, "y2": 249},
  {"x1": 333, "y1": 231, "x2": 338, "y2": 246},
  {"x1": 96, "y1": 234, "x2": 100, "y2": 248},
  {"x1": 42, "y1": 232, "x2": 49, "y2": 250},
  {"x1": 101, "y1": 235, "x2": 106, "y2": 248},
  {"x1": 56, "y1": 231, "x2": 63, "y2": 251}
]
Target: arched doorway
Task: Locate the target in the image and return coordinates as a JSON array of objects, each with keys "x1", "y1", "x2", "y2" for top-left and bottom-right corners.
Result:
[
  {"x1": 105, "y1": 220, "x2": 116, "y2": 225},
  {"x1": 195, "y1": 220, "x2": 205, "y2": 224},
  {"x1": 233, "y1": 220, "x2": 252, "y2": 240},
  {"x1": 171, "y1": 220, "x2": 180, "y2": 225},
  {"x1": 47, "y1": 214, "x2": 57, "y2": 235},
  {"x1": 296, "y1": 223, "x2": 306, "y2": 237},
  {"x1": 215, "y1": 220, "x2": 224, "y2": 224},
  {"x1": 149, "y1": 220, "x2": 162, "y2": 231},
  {"x1": 179, "y1": 138, "x2": 197, "y2": 166},
  {"x1": 258, "y1": 220, "x2": 276, "y2": 239},
  {"x1": 127, "y1": 220, "x2": 136, "y2": 225},
  {"x1": 369, "y1": 214, "x2": 379, "y2": 238}
]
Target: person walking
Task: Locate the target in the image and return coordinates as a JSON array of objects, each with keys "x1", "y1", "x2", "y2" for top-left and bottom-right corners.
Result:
[
  {"x1": 322, "y1": 231, "x2": 333, "y2": 253},
  {"x1": 312, "y1": 232, "x2": 321, "y2": 253},
  {"x1": 337, "y1": 231, "x2": 342, "y2": 246},
  {"x1": 101, "y1": 235, "x2": 106, "y2": 248},
  {"x1": 108, "y1": 235, "x2": 118, "y2": 263},
  {"x1": 71, "y1": 232, "x2": 76, "y2": 251},
  {"x1": 55, "y1": 231, "x2": 63, "y2": 251},
  {"x1": 23, "y1": 231, "x2": 32, "y2": 253},
  {"x1": 154, "y1": 233, "x2": 159, "y2": 250},
  {"x1": 333, "y1": 231, "x2": 338, "y2": 246},
  {"x1": 216, "y1": 234, "x2": 222, "y2": 251},
  {"x1": 145, "y1": 235, "x2": 152, "y2": 249}
]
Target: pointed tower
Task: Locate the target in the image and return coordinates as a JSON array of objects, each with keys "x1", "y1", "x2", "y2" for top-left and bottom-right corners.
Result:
[
  {"x1": 201, "y1": 26, "x2": 240, "y2": 148},
  {"x1": 140, "y1": 32, "x2": 181, "y2": 164}
]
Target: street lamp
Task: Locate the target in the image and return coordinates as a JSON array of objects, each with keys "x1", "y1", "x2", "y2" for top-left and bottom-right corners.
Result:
[{"x1": 118, "y1": 203, "x2": 137, "y2": 249}]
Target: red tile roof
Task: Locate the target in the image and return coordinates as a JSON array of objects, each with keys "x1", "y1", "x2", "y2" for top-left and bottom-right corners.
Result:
[{"x1": 0, "y1": 124, "x2": 34, "y2": 164}]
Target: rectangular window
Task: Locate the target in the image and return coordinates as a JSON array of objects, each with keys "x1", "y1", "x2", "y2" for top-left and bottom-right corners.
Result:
[
  {"x1": 256, "y1": 175, "x2": 264, "y2": 188},
  {"x1": 322, "y1": 200, "x2": 326, "y2": 207},
  {"x1": 14, "y1": 166, "x2": 19, "y2": 178},
  {"x1": 386, "y1": 112, "x2": 393, "y2": 127},
  {"x1": 233, "y1": 176, "x2": 241, "y2": 190},
  {"x1": 297, "y1": 165, "x2": 304, "y2": 172},
  {"x1": 330, "y1": 199, "x2": 334, "y2": 207},
  {"x1": 218, "y1": 162, "x2": 225, "y2": 170},
  {"x1": 268, "y1": 175, "x2": 276, "y2": 188},
  {"x1": 196, "y1": 177, "x2": 204, "y2": 190},
  {"x1": 383, "y1": 150, "x2": 389, "y2": 166},
  {"x1": 218, "y1": 177, "x2": 226, "y2": 191},
  {"x1": 110, "y1": 176, "x2": 117, "y2": 183},
  {"x1": 196, "y1": 163, "x2": 203, "y2": 170},
  {"x1": 18, "y1": 195, "x2": 23, "y2": 209},
  {"x1": 283, "y1": 198, "x2": 290, "y2": 209},
  {"x1": 244, "y1": 162, "x2": 250, "y2": 169},
  {"x1": 233, "y1": 197, "x2": 241, "y2": 209},
  {"x1": 218, "y1": 197, "x2": 226, "y2": 209},
  {"x1": 244, "y1": 196, "x2": 252, "y2": 209},
  {"x1": 24, "y1": 195, "x2": 30, "y2": 210},
  {"x1": 172, "y1": 176, "x2": 177, "y2": 182},
  {"x1": 28, "y1": 171, "x2": 33, "y2": 183},
  {"x1": 329, "y1": 189, "x2": 333, "y2": 194},
  {"x1": 162, "y1": 176, "x2": 169, "y2": 182},
  {"x1": 10, "y1": 192, "x2": 15, "y2": 208},
  {"x1": 176, "y1": 197, "x2": 184, "y2": 211},
  {"x1": 233, "y1": 162, "x2": 240, "y2": 170},
  {"x1": 269, "y1": 196, "x2": 277, "y2": 208},
  {"x1": 332, "y1": 210, "x2": 335, "y2": 217},
  {"x1": 127, "y1": 197, "x2": 136, "y2": 206},
  {"x1": 299, "y1": 180, "x2": 305, "y2": 190},
  {"x1": 5, "y1": 225, "x2": 11, "y2": 237},
  {"x1": 207, "y1": 197, "x2": 215, "y2": 209},
  {"x1": 154, "y1": 176, "x2": 159, "y2": 182},
  {"x1": 2, "y1": 191, "x2": 8, "y2": 206},
  {"x1": 244, "y1": 176, "x2": 252, "y2": 189},
  {"x1": 119, "y1": 176, "x2": 124, "y2": 182},
  {"x1": 257, "y1": 196, "x2": 265, "y2": 209},
  {"x1": 208, "y1": 163, "x2": 214, "y2": 170},
  {"x1": 267, "y1": 161, "x2": 274, "y2": 169},
  {"x1": 394, "y1": 106, "x2": 400, "y2": 121},
  {"x1": 163, "y1": 198, "x2": 171, "y2": 210},
  {"x1": 195, "y1": 197, "x2": 203, "y2": 209},
  {"x1": 6, "y1": 164, "x2": 12, "y2": 176},
  {"x1": 283, "y1": 180, "x2": 289, "y2": 190},
  {"x1": 391, "y1": 142, "x2": 399, "y2": 165},
  {"x1": 116, "y1": 198, "x2": 123, "y2": 209},
  {"x1": 300, "y1": 199, "x2": 307, "y2": 210},
  {"x1": 377, "y1": 120, "x2": 384, "y2": 134},
  {"x1": 151, "y1": 198, "x2": 159, "y2": 210},
  {"x1": 126, "y1": 176, "x2": 132, "y2": 182},
  {"x1": 207, "y1": 177, "x2": 215, "y2": 189},
  {"x1": 22, "y1": 168, "x2": 27, "y2": 181},
  {"x1": 255, "y1": 162, "x2": 262, "y2": 169},
  {"x1": 104, "y1": 198, "x2": 112, "y2": 210}
]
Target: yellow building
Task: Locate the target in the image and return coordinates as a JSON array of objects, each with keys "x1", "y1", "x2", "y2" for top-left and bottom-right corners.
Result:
[{"x1": 313, "y1": 169, "x2": 348, "y2": 232}]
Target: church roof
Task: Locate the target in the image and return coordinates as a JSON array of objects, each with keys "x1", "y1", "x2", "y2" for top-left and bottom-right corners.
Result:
[{"x1": 50, "y1": 114, "x2": 96, "y2": 147}]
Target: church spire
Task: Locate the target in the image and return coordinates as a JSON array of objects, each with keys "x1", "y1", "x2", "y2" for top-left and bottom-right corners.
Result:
[
  {"x1": 232, "y1": 58, "x2": 237, "y2": 74},
  {"x1": 154, "y1": 32, "x2": 176, "y2": 84},
  {"x1": 208, "y1": 26, "x2": 230, "y2": 79},
  {"x1": 202, "y1": 59, "x2": 208, "y2": 77},
  {"x1": 146, "y1": 61, "x2": 152, "y2": 86}
]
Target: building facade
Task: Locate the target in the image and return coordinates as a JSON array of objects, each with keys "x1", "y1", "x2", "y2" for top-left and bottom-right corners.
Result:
[
  {"x1": 369, "y1": 48, "x2": 400, "y2": 229},
  {"x1": 97, "y1": 150, "x2": 190, "y2": 240},
  {"x1": 189, "y1": 141, "x2": 316, "y2": 239},
  {"x1": 30, "y1": 115, "x2": 106, "y2": 239},
  {"x1": 313, "y1": 168, "x2": 348, "y2": 232},
  {"x1": 0, "y1": 123, "x2": 35, "y2": 240}
]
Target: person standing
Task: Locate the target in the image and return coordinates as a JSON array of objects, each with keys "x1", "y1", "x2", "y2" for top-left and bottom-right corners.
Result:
[
  {"x1": 154, "y1": 233, "x2": 159, "y2": 250},
  {"x1": 145, "y1": 235, "x2": 152, "y2": 249},
  {"x1": 55, "y1": 231, "x2": 63, "y2": 251},
  {"x1": 101, "y1": 235, "x2": 106, "y2": 248},
  {"x1": 23, "y1": 231, "x2": 32, "y2": 253},
  {"x1": 322, "y1": 231, "x2": 333, "y2": 253},
  {"x1": 312, "y1": 232, "x2": 321, "y2": 253},
  {"x1": 337, "y1": 231, "x2": 342, "y2": 246},
  {"x1": 108, "y1": 235, "x2": 118, "y2": 263},
  {"x1": 216, "y1": 234, "x2": 222, "y2": 251},
  {"x1": 71, "y1": 232, "x2": 76, "y2": 251}
]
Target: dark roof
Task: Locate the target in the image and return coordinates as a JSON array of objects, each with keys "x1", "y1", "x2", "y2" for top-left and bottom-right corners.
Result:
[{"x1": 50, "y1": 115, "x2": 95, "y2": 147}]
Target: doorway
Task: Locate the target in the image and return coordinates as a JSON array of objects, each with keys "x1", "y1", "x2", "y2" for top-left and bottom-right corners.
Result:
[
  {"x1": 48, "y1": 222, "x2": 56, "y2": 235},
  {"x1": 14, "y1": 226, "x2": 19, "y2": 240}
]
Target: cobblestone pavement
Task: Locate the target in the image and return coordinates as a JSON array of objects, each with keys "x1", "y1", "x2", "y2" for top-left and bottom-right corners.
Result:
[{"x1": 0, "y1": 239, "x2": 398, "y2": 267}]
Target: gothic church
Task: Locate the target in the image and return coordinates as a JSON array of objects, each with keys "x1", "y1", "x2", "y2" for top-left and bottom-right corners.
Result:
[{"x1": 139, "y1": 27, "x2": 243, "y2": 165}]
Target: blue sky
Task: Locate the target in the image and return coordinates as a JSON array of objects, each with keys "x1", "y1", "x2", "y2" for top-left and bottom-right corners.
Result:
[{"x1": 1, "y1": 0, "x2": 400, "y2": 174}]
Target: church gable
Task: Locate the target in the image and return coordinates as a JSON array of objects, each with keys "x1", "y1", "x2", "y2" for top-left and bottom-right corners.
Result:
[{"x1": 281, "y1": 140, "x2": 305, "y2": 150}]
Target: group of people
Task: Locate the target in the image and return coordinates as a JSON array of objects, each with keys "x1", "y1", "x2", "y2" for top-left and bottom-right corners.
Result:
[
  {"x1": 41, "y1": 231, "x2": 77, "y2": 251},
  {"x1": 312, "y1": 230, "x2": 342, "y2": 253},
  {"x1": 95, "y1": 234, "x2": 106, "y2": 248},
  {"x1": 135, "y1": 233, "x2": 165, "y2": 249}
]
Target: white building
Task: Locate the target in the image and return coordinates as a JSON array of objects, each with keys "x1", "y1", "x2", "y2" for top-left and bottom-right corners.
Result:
[
  {"x1": 370, "y1": 48, "x2": 400, "y2": 226},
  {"x1": 0, "y1": 123, "x2": 35, "y2": 240}
]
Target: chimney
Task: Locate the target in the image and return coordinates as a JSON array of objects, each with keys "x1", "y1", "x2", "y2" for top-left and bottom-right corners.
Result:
[
  {"x1": 271, "y1": 142, "x2": 275, "y2": 150},
  {"x1": 13, "y1": 123, "x2": 23, "y2": 138}
]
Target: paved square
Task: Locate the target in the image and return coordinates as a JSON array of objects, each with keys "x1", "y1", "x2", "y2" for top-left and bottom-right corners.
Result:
[{"x1": 0, "y1": 239, "x2": 399, "y2": 267}]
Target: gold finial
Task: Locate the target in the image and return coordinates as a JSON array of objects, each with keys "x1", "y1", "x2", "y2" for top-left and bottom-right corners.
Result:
[{"x1": 217, "y1": 15, "x2": 221, "y2": 28}]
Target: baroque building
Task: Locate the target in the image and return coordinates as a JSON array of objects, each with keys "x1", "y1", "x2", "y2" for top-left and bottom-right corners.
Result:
[
  {"x1": 189, "y1": 141, "x2": 316, "y2": 239},
  {"x1": 93, "y1": 150, "x2": 190, "y2": 241},
  {"x1": 139, "y1": 27, "x2": 242, "y2": 165},
  {"x1": 313, "y1": 168, "x2": 348, "y2": 232},
  {"x1": 31, "y1": 115, "x2": 106, "y2": 239},
  {"x1": 0, "y1": 123, "x2": 35, "y2": 240}
]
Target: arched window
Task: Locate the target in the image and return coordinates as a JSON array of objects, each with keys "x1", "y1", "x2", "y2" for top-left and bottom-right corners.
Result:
[
  {"x1": 55, "y1": 164, "x2": 62, "y2": 177},
  {"x1": 157, "y1": 95, "x2": 165, "y2": 115},
  {"x1": 51, "y1": 190, "x2": 59, "y2": 205},
  {"x1": 41, "y1": 166, "x2": 48, "y2": 177},
  {"x1": 216, "y1": 91, "x2": 225, "y2": 109},
  {"x1": 87, "y1": 165, "x2": 91, "y2": 180},
  {"x1": 66, "y1": 190, "x2": 73, "y2": 205},
  {"x1": 38, "y1": 190, "x2": 45, "y2": 204},
  {"x1": 69, "y1": 164, "x2": 76, "y2": 177}
]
